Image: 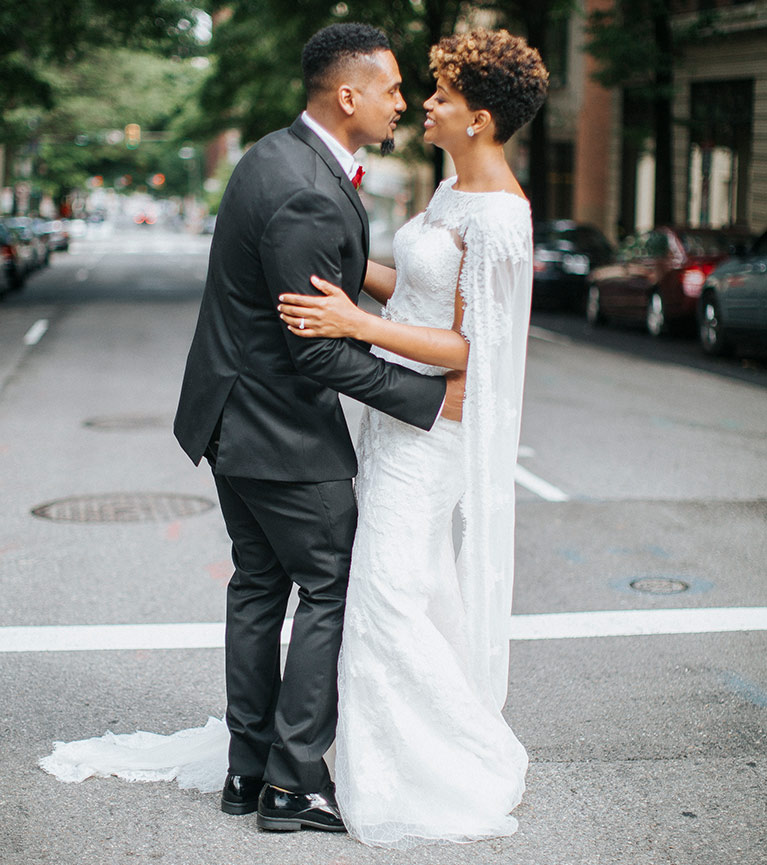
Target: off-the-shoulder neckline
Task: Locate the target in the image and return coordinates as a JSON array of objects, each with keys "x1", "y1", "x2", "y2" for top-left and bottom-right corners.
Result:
[{"x1": 442, "y1": 175, "x2": 529, "y2": 206}]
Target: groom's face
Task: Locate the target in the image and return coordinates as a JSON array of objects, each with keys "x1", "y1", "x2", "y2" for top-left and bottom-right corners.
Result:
[{"x1": 350, "y1": 50, "x2": 406, "y2": 150}]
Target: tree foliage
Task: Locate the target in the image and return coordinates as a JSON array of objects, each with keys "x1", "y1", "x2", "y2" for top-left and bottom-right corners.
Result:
[
  {"x1": 30, "y1": 49, "x2": 210, "y2": 201},
  {"x1": 0, "y1": 1, "x2": 210, "y2": 204}
]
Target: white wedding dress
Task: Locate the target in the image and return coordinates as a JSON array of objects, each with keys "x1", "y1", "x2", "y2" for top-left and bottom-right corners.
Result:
[{"x1": 40, "y1": 177, "x2": 533, "y2": 849}]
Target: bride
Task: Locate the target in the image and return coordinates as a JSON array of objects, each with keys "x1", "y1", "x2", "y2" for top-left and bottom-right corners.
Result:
[{"x1": 40, "y1": 28, "x2": 548, "y2": 849}]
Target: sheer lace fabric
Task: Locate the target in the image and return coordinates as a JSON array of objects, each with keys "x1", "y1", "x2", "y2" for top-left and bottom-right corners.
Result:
[
  {"x1": 335, "y1": 178, "x2": 532, "y2": 848},
  {"x1": 39, "y1": 716, "x2": 228, "y2": 791}
]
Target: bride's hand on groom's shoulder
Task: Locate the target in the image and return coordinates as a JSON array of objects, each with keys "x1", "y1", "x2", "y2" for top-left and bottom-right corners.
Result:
[{"x1": 278, "y1": 275, "x2": 362, "y2": 339}]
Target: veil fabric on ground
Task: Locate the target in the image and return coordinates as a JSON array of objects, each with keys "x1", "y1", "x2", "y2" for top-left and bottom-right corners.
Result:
[
  {"x1": 39, "y1": 177, "x2": 533, "y2": 850},
  {"x1": 334, "y1": 177, "x2": 532, "y2": 848},
  {"x1": 40, "y1": 716, "x2": 228, "y2": 792}
]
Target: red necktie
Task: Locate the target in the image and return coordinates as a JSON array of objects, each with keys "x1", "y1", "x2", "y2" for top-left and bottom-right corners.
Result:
[{"x1": 351, "y1": 166, "x2": 365, "y2": 190}]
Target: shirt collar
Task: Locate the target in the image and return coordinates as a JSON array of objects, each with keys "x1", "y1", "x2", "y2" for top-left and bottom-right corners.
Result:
[{"x1": 301, "y1": 110, "x2": 361, "y2": 182}]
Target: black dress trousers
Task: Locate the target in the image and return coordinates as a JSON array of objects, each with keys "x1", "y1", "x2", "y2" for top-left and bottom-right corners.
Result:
[{"x1": 210, "y1": 456, "x2": 357, "y2": 794}]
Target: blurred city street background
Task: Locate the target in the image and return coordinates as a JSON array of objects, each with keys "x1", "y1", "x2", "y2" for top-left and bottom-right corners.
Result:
[{"x1": 2, "y1": 1, "x2": 767, "y2": 864}]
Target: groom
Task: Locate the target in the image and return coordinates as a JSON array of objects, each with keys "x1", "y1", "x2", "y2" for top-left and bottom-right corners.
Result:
[{"x1": 174, "y1": 23, "x2": 462, "y2": 831}]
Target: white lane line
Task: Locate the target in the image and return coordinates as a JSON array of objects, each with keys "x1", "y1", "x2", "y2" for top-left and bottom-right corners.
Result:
[
  {"x1": 515, "y1": 464, "x2": 570, "y2": 502},
  {"x1": 528, "y1": 326, "x2": 573, "y2": 346},
  {"x1": 2, "y1": 608, "x2": 765, "y2": 654},
  {"x1": 23, "y1": 319, "x2": 49, "y2": 346},
  {"x1": 508, "y1": 607, "x2": 767, "y2": 640}
]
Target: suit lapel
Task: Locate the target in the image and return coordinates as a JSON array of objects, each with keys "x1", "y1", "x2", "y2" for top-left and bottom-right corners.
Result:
[{"x1": 289, "y1": 117, "x2": 369, "y2": 253}]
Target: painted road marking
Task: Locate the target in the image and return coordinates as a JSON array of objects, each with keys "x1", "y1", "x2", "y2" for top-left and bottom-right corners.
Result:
[
  {"x1": 515, "y1": 464, "x2": 570, "y2": 502},
  {"x1": 1, "y1": 608, "x2": 765, "y2": 653},
  {"x1": 23, "y1": 319, "x2": 49, "y2": 346}
]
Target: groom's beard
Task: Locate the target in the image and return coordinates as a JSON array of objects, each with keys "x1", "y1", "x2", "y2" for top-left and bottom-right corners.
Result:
[{"x1": 380, "y1": 137, "x2": 395, "y2": 157}]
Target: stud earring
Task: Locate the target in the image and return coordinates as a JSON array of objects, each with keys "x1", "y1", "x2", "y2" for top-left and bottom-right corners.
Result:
[{"x1": 466, "y1": 126, "x2": 475, "y2": 138}]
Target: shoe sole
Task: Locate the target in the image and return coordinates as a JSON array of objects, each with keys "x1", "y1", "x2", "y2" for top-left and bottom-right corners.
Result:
[
  {"x1": 257, "y1": 814, "x2": 346, "y2": 833},
  {"x1": 221, "y1": 799, "x2": 259, "y2": 816}
]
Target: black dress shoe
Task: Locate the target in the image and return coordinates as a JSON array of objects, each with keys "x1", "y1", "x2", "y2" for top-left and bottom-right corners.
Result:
[
  {"x1": 220, "y1": 773, "x2": 265, "y2": 815},
  {"x1": 257, "y1": 784, "x2": 346, "y2": 832}
]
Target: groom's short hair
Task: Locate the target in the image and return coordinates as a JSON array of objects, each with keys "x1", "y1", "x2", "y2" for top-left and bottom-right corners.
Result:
[{"x1": 302, "y1": 23, "x2": 390, "y2": 98}]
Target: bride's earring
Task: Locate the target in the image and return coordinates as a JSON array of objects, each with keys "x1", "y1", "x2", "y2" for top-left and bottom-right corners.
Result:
[{"x1": 466, "y1": 126, "x2": 475, "y2": 138}]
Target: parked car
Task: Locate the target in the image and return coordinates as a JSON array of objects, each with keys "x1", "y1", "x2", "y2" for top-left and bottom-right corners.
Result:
[
  {"x1": 586, "y1": 226, "x2": 753, "y2": 336},
  {"x1": 0, "y1": 219, "x2": 36, "y2": 282},
  {"x1": 41, "y1": 219, "x2": 70, "y2": 251},
  {"x1": 532, "y1": 220, "x2": 615, "y2": 311},
  {"x1": 5, "y1": 217, "x2": 49, "y2": 269},
  {"x1": 698, "y1": 229, "x2": 767, "y2": 357},
  {"x1": 0, "y1": 222, "x2": 26, "y2": 293}
]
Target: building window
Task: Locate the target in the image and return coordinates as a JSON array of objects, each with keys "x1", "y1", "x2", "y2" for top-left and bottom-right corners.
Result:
[{"x1": 688, "y1": 79, "x2": 753, "y2": 228}]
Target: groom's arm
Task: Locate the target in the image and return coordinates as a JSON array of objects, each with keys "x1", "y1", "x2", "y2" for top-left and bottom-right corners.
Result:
[{"x1": 259, "y1": 188, "x2": 446, "y2": 430}]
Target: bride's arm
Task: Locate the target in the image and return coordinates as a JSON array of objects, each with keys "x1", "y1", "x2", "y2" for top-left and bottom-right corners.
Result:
[
  {"x1": 363, "y1": 261, "x2": 397, "y2": 305},
  {"x1": 278, "y1": 275, "x2": 468, "y2": 371}
]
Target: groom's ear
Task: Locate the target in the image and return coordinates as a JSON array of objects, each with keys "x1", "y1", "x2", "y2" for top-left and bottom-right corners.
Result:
[{"x1": 338, "y1": 84, "x2": 356, "y2": 116}]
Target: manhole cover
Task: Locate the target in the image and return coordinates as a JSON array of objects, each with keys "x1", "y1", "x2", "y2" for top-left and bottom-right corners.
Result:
[
  {"x1": 83, "y1": 415, "x2": 171, "y2": 431},
  {"x1": 31, "y1": 493, "x2": 215, "y2": 523},
  {"x1": 629, "y1": 577, "x2": 690, "y2": 595}
]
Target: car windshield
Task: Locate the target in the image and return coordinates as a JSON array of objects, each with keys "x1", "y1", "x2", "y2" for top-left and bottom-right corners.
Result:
[{"x1": 678, "y1": 231, "x2": 751, "y2": 256}]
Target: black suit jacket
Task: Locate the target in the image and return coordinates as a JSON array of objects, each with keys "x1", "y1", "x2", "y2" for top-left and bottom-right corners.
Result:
[{"x1": 174, "y1": 116, "x2": 446, "y2": 481}]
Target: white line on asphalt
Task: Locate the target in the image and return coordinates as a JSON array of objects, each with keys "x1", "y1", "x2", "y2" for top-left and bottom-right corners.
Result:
[
  {"x1": 1, "y1": 608, "x2": 765, "y2": 654},
  {"x1": 528, "y1": 326, "x2": 573, "y2": 346},
  {"x1": 508, "y1": 607, "x2": 767, "y2": 640},
  {"x1": 514, "y1": 464, "x2": 570, "y2": 502},
  {"x1": 23, "y1": 319, "x2": 49, "y2": 346}
]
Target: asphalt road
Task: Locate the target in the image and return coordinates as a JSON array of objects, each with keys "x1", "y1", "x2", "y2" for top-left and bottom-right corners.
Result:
[{"x1": 1, "y1": 225, "x2": 766, "y2": 865}]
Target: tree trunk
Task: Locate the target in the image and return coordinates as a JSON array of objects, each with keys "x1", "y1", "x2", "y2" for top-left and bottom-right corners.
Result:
[
  {"x1": 523, "y1": 3, "x2": 550, "y2": 220},
  {"x1": 528, "y1": 102, "x2": 549, "y2": 220},
  {"x1": 652, "y1": 3, "x2": 674, "y2": 225}
]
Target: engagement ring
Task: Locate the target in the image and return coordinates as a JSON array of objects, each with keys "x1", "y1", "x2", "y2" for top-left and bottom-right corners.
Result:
[{"x1": 299, "y1": 318, "x2": 305, "y2": 330}]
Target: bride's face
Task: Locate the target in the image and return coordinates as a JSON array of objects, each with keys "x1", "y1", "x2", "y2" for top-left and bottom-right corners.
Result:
[{"x1": 423, "y1": 76, "x2": 474, "y2": 149}]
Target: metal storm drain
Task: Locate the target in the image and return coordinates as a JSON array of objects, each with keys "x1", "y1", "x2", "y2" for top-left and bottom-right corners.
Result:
[
  {"x1": 31, "y1": 493, "x2": 215, "y2": 523},
  {"x1": 83, "y1": 414, "x2": 171, "y2": 431},
  {"x1": 629, "y1": 577, "x2": 690, "y2": 595}
]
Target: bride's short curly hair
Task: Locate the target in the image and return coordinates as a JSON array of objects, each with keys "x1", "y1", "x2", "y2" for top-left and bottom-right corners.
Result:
[{"x1": 429, "y1": 29, "x2": 549, "y2": 143}]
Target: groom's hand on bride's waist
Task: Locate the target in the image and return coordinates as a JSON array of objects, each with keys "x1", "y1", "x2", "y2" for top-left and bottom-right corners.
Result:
[{"x1": 440, "y1": 370, "x2": 466, "y2": 421}]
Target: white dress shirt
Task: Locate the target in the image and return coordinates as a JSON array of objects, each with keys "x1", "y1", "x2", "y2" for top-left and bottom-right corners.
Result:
[{"x1": 301, "y1": 111, "x2": 362, "y2": 183}]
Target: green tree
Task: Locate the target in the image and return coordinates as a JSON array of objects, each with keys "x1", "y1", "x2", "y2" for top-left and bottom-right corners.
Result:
[
  {"x1": 0, "y1": 0, "x2": 207, "y2": 191},
  {"x1": 29, "y1": 48, "x2": 210, "y2": 206}
]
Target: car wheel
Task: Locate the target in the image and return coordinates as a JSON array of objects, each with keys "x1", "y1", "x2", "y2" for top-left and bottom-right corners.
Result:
[
  {"x1": 586, "y1": 285, "x2": 605, "y2": 326},
  {"x1": 646, "y1": 291, "x2": 666, "y2": 337},
  {"x1": 699, "y1": 292, "x2": 729, "y2": 356}
]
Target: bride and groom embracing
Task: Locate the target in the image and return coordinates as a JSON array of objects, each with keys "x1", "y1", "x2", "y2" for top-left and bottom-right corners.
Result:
[{"x1": 42, "y1": 22, "x2": 549, "y2": 849}]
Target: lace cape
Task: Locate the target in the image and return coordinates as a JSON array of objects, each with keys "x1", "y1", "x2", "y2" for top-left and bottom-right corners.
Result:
[{"x1": 429, "y1": 178, "x2": 533, "y2": 710}]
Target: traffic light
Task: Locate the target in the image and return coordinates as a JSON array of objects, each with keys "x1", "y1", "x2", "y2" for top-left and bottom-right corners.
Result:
[{"x1": 125, "y1": 124, "x2": 141, "y2": 149}]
